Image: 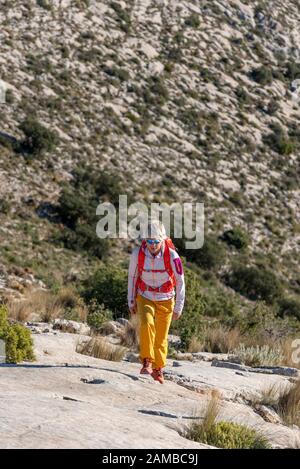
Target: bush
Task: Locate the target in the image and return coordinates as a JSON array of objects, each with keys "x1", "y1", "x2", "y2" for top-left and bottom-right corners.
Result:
[
  {"x1": 19, "y1": 118, "x2": 59, "y2": 157},
  {"x1": 184, "y1": 394, "x2": 270, "y2": 449},
  {"x1": 202, "y1": 288, "x2": 241, "y2": 320},
  {"x1": 53, "y1": 166, "x2": 127, "y2": 258},
  {"x1": 235, "y1": 87, "x2": 251, "y2": 106},
  {"x1": 220, "y1": 227, "x2": 249, "y2": 250},
  {"x1": 36, "y1": 0, "x2": 52, "y2": 9},
  {"x1": 184, "y1": 14, "x2": 200, "y2": 27},
  {"x1": 188, "y1": 236, "x2": 226, "y2": 271},
  {"x1": 189, "y1": 421, "x2": 270, "y2": 449},
  {"x1": 277, "y1": 297, "x2": 300, "y2": 320},
  {"x1": 178, "y1": 107, "x2": 204, "y2": 133},
  {"x1": 284, "y1": 61, "x2": 300, "y2": 81},
  {"x1": 231, "y1": 344, "x2": 283, "y2": 367},
  {"x1": 0, "y1": 197, "x2": 11, "y2": 214},
  {"x1": 110, "y1": 1, "x2": 131, "y2": 32},
  {"x1": 80, "y1": 264, "x2": 128, "y2": 318},
  {"x1": 263, "y1": 123, "x2": 295, "y2": 155},
  {"x1": 55, "y1": 223, "x2": 110, "y2": 259},
  {"x1": 103, "y1": 66, "x2": 129, "y2": 82},
  {"x1": 0, "y1": 134, "x2": 13, "y2": 151},
  {"x1": 143, "y1": 76, "x2": 169, "y2": 106},
  {"x1": 0, "y1": 305, "x2": 35, "y2": 364},
  {"x1": 86, "y1": 300, "x2": 114, "y2": 331},
  {"x1": 250, "y1": 66, "x2": 273, "y2": 85},
  {"x1": 226, "y1": 265, "x2": 283, "y2": 303},
  {"x1": 170, "y1": 265, "x2": 205, "y2": 349},
  {"x1": 267, "y1": 98, "x2": 280, "y2": 115}
]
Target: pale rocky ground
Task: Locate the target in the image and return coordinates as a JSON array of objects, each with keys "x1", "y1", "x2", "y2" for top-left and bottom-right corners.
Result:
[{"x1": 1, "y1": 328, "x2": 299, "y2": 449}]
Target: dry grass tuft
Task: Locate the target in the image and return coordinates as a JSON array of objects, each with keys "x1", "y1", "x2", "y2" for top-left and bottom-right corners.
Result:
[
  {"x1": 76, "y1": 336, "x2": 127, "y2": 362},
  {"x1": 118, "y1": 315, "x2": 140, "y2": 350},
  {"x1": 6, "y1": 286, "x2": 87, "y2": 323}
]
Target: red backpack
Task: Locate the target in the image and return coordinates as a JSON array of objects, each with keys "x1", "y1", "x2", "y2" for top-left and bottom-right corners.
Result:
[{"x1": 135, "y1": 238, "x2": 177, "y2": 294}]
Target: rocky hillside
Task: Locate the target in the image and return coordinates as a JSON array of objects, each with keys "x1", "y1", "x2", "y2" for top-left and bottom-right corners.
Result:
[
  {"x1": 1, "y1": 326, "x2": 300, "y2": 449},
  {"x1": 0, "y1": 0, "x2": 300, "y2": 298}
]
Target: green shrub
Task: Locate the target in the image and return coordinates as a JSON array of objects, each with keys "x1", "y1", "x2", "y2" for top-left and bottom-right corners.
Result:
[
  {"x1": 284, "y1": 61, "x2": 300, "y2": 81},
  {"x1": 187, "y1": 420, "x2": 270, "y2": 449},
  {"x1": 170, "y1": 264, "x2": 205, "y2": 349},
  {"x1": 0, "y1": 306, "x2": 35, "y2": 364},
  {"x1": 277, "y1": 297, "x2": 300, "y2": 320},
  {"x1": 220, "y1": 227, "x2": 249, "y2": 250},
  {"x1": 53, "y1": 165, "x2": 127, "y2": 258},
  {"x1": 80, "y1": 264, "x2": 128, "y2": 318},
  {"x1": 202, "y1": 288, "x2": 241, "y2": 319},
  {"x1": 178, "y1": 108, "x2": 204, "y2": 133},
  {"x1": 19, "y1": 118, "x2": 59, "y2": 157},
  {"x1": 235, "y1": 87, "x2": 251, "y2": 106},
  {"x1": 0, "y1": 135, "x2": 13, "y2": 151},
  {"x1": 226, "y1": 265, "x2": 283, "y2": 303},
  {"x1": 231, "y1": 344, "x2": 283, "y2": 367},
  {"x1": 250, "y1": 66, "x2": 273, "y2": 85},
  {"x1": 54, "y1": 221, "x2": 110, "y2": 260},
  {"x1": 0, "y1": 197, "x2": 11, "y2": 214},
  {"x1": 103, "y1": 65, "x2": 129, "y2": 82},
  {"x1": 184, "y1": 14, "x2": 200, "y2": 27},
  {"x1": 184, "y1": 394, "x2": 270, "y2": 448},
  {"x1": 36, "y1": 0, "x2": 52, "y2": 10},
  {"x1": 267, "y1": 98, "x2": 280, "y2": 115},
  {"x1": 86, "y1": 300, "x2": 114, "y2": 330},
  {"x1": 57, "y1": 188, "x2": 92, "y2": 230},
  {"x1": 110, "y1": 1, "x2": 131, "y2": 32},
  {"x1": 143, "y1": 76, "x2": 169, "y2": 106},
  {"x1": 188, "y1": 236, "x2": 226, "y2": 271},
  {"x1": 228, "y1": 191, "x2": 245, "y2": 208},
  {"x1": 263, "y1": 123, "x2": 295, "y2": 155}
]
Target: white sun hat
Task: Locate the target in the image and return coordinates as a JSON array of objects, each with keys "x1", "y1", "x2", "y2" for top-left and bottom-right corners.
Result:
[{"x1": 141, "y1": 219, "x2": 167, "y2": 240}]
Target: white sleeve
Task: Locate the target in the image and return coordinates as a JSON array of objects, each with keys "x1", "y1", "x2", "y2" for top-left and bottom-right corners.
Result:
[
  {"x1": 127, "y1": 247, "x2": 139, "y2": 309},
  {"x1": 170, "y1": 249, "x2": 185, "y2": 316}
]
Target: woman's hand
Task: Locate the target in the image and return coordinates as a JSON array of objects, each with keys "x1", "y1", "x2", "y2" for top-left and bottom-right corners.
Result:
[
  {"x1": 172, "y1": 311, "x2": 181, "y2": 321},
  {"x1": 129, "y1": 303, "x2": 137, "y2": 315}
]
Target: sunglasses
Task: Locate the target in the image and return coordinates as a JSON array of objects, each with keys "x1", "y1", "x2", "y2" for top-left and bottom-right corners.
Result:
[{"x1": 146, "y1": 239, "x2": 161, "y2": 245}]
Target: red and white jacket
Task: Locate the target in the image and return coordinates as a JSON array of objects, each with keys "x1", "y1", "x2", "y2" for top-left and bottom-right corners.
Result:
[{"x1": 127, "y1": 241, "x2": 185, "y2": 316}]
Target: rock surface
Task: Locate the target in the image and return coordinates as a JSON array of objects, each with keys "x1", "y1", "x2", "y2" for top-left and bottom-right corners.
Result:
[{"x1": 0, "y1": 331, "x2": 299, "y2": 449}]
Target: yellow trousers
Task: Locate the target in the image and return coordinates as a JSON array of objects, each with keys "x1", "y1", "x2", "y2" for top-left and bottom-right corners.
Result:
[{"x1": 136, "y1": 292, "x2": 175, "y2": 369}]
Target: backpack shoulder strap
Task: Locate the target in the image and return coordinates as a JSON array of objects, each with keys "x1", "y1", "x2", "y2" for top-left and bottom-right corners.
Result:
[
  {"x1": 163, "y1": 238, "x2": 176, "y2": 282},
  {"x1": 137, "y1": 240, "x2": 146, "y2": 277}
]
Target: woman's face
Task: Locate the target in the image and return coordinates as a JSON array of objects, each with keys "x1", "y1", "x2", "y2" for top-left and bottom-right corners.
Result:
[{"x1": 145, "y1": 238, "x2": 162, "y2": 256}]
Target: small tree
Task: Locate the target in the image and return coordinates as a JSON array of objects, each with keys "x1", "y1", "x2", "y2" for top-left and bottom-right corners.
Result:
[
  {"x1": 221, "y1": 227, "x2": 249, "y2": 250},
  {"x1": 189, "y1": 236, "x2": 226, "y2": 271},
  {"x1": 226, "y1": 265, "x2": 283, "y2": 303},
  {"x1": 250, "y1": 66, "x2": 273, "y2": 85},
  {"x1": 19, "y1": 118, "x2": 59, "y2": 157},
  {"x1": 80, "y1": 265, "x2": 128, "y2": 318},
  {"x1": 263, "y1": 123, "x2": 295, "y2": 155}
]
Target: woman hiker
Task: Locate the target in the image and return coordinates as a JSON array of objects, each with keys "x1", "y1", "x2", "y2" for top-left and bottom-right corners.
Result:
[{"x1": 127, "y1": 220, "x2": 185, "y2": 384}]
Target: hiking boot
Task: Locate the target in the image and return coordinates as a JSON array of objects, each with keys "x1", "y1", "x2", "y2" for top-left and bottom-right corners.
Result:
[
  {"x1": 151, "y1": 368, "x2": 164, "y2": 384},
  {"x1": 140, "y1": 358, "x2": 153, "y2": 375}
]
